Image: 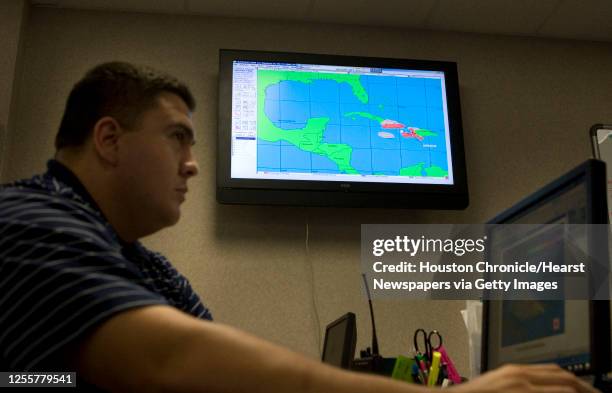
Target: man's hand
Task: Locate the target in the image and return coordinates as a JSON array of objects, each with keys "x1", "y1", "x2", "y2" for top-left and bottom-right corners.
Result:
[{"x1": 454, "y1": 364, "x2": 599, "y2": 393}]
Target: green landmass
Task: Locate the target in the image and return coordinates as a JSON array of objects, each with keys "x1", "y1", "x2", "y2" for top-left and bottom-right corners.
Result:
[
  {"x1": 400, "y1": 163, "x2": 448, "y2": 178},
  {"x1": 400, "y1": 163, "x2": 424, "y2": 177},
  {"x1": 424, "y1": 166, "x2": 448, "y2": 177},
  {"x1": 257, "y1": 70, "x2": 364, "y2": 174},
  {"x1": 414, "y1": 128, "x2": 437, "y2": 137},
  {"x1": 344, "y1": 111, "x2": 385, "y2": 123}
]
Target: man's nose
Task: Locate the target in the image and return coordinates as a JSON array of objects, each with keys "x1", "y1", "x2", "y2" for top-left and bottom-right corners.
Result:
[{"x1": 181, "y1": 151, "x2": 199, "y2": 178}]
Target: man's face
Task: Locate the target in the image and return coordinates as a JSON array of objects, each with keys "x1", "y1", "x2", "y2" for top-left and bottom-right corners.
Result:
[{"x1": 115, "y1": 92, "x2": 198, "y2": 235}]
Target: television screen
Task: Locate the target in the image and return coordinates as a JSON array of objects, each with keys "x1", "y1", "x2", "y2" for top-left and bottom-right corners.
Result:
[{"x1": 217, "y1": 49, "x2": 468, "y2": 208}]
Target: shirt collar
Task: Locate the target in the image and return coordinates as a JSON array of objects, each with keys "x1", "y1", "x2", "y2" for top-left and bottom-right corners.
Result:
[{"x1": 46, "y1": 159, "x2": 102, "y2": 211}]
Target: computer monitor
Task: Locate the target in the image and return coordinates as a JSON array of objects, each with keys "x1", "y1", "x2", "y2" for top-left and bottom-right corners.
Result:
[
  {"x1": 321, "y1": 312, "x2": 357, "y2": 369},
  {"x1": 482, "y1": 159, "x2": 610, "y2": 376},
  {"x1": 217, "y1": 49, "x2": 468, "y2": 209}
]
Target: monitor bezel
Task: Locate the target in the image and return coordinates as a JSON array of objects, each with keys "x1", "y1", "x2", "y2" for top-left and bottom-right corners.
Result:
[
  {"x1": 217, "y1": 49, "x2": 469, "y2": 208},
  {"x1": 589, "y1": 123, "x2": 612, "y2": 159},
  {"x1": 481, "y1": 159, "x2": 610, "y2": 376}
]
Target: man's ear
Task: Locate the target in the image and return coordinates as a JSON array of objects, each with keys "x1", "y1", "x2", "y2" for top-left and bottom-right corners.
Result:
[{"x1": 91, "y1": 116, "x2": 123, "y2": 165}]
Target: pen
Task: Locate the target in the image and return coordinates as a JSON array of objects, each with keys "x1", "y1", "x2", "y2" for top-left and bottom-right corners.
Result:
[
  {"x1": 439, "y1": 363, "x2": 448, "y2": 385},
  {"x1": 416, "y1": 354, "x2": 427, "y2": 372},
  {"x1": 411, "y1": 364, "x2": 421, "y2": 384},
  {"x1": 422, "y1": 368, "x2": 429, "y2": 385}
]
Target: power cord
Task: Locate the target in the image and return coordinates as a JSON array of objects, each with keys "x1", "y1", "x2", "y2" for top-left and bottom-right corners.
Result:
[{"x1": 305, "y1": 212, "x2": 323, "y2": 356}]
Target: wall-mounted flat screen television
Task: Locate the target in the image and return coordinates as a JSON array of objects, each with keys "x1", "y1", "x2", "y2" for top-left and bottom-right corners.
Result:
[{"x1": 217, "y1": 49, "x2": 468, "y2": 209}]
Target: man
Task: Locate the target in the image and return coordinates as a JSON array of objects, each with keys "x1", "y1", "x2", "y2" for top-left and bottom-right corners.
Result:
[{"x1": 0, "y1": 62, "x2": 597, "y2": 393}]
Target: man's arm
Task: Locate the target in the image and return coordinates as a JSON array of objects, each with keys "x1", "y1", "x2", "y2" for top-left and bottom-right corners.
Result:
[
  {"x1": 73, "y1": 305, "x2": 598, "y2": 393},
  {"x1": 74, "y1": 305, "x2": 425, "y2": 393}
]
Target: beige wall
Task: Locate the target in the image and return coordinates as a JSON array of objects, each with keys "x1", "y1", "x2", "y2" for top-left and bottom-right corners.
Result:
[
  {"x1": 5, "y1": 7, "x2": 612, "y2": 376},
  {"x1": 0, "y1": 0, "x2": 27, "y2": 181}
]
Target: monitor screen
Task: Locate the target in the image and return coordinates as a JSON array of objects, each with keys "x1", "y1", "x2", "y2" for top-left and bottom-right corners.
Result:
[
  {"x1": 217, "y1": 49, "x2": 468, "y2": 208},
  {"x1": 322, "y1": 312, "x2": 357, "y2": 369},
  {"x1": 482, "y1": 160, "x2": 610, "y2": 375}
]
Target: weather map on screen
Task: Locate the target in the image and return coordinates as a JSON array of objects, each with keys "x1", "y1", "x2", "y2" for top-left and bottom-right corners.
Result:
[{"x1": 230, "y1": 61, "x2": 454, "y2": 185}]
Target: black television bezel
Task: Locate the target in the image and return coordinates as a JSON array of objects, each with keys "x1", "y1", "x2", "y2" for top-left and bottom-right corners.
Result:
[
  {"x1": 217, "y1": 49, "x2": 468, "y2": 209},
  {"x1": 481, "y1": 159, "x2": 610, "y2": 376},
  {"x1": 321, "y1": 312, "x2": 357, "y2": 370}
]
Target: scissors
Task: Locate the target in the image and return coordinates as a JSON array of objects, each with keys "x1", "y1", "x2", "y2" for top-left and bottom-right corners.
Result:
[{"x1": 413, "y1": 328, "x2": 443, "y2": 362}]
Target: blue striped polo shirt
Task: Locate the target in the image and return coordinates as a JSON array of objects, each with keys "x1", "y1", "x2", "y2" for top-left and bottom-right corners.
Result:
[{"x1": 0, "y1": 160, "x2": 212, "y2": 379}]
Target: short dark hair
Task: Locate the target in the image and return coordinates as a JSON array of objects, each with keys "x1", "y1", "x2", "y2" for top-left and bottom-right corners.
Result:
[{"x1": 55, "y1": 61, "x2": 196, "y2": 150}]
